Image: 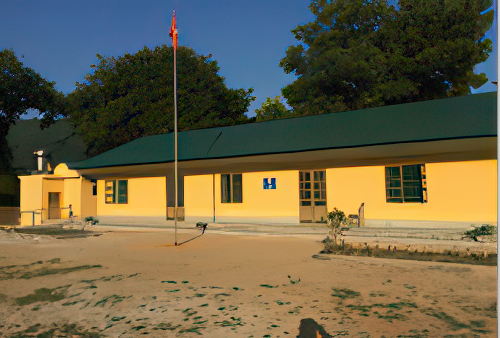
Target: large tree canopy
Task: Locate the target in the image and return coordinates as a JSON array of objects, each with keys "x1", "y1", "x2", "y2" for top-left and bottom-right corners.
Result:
[
  {"x1": 255, "y1": 96, "x2": 293, "y2": 122},
  {"x1": 279, "y1": 0, "x2": 494, "y2": 115},
  {"x1": 68, "y1": 45, "x2": 255, "y2": 157},
  {"x1": 0, "y1": 48, "x2": 64, "y2": 172}
]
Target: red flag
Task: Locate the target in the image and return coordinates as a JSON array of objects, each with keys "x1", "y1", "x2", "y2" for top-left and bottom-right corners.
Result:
[{"x1": 169, "y1": 10, "x2": 178, "y2": 49}]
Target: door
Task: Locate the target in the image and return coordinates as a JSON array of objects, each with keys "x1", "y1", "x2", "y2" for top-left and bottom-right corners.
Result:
[
  {"x1": 299, "y1": 170, "x2": 327, "y2": 222},
  {"x1": 48, "y1": 192, "x2": 61, "y2": 219}
]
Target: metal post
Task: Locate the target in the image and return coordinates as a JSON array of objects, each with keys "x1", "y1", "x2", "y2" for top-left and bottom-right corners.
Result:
[
  {"x1": 173, "y1": 26, "x2": 178, "y2": 246},
  {"x1": 213, "y1": 174, "x2": 216, "y2": 223}
]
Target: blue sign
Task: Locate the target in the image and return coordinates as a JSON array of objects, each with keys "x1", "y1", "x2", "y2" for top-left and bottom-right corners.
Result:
[{"x1": 263, "y1": 178, "x2": 276, "y2": 189}]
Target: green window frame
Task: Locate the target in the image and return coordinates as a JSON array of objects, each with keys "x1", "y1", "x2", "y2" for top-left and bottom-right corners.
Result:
[
  {"x1": 385, "y1": 164, "x2": 427, "y2": 203},
  {"x1": 221, "y1": 173, "x2": 242, "y2": 203},
  {"x1": 105, "y1": 180, "x2": 128, "y2": 204}
]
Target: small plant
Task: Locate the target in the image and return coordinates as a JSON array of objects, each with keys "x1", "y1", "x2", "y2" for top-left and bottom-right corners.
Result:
[
  {"x1": 84, "y1": 217, "x2": 99, "y2": 226},
  {"x1": 462, "y1": 225, "x2": 497, "y2": 242},
  {"x1": 327, "y1": 208, "x2": 347, "y2": 245}
]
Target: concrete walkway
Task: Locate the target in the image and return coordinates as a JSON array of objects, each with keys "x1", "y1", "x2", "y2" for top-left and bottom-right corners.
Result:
[
  {"x1": 83, "y1": 221, "x2": 497, "y2": 255},
  {"x1": 7, "y1": 219, "x2": 496, "y2": 254}
]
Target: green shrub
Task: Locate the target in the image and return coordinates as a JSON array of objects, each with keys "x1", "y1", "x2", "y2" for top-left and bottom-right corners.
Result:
[
  {"x1": 463, "y1": 225, "x2": 496, "y2": 242},
  {"x1": 326, "y1": 208, "x2": 347, "y2": 245}
]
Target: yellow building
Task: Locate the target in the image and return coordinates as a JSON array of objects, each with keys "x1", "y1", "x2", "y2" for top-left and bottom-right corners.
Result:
[
  {"x1": 19, "y1": 164, "x2": 96, "y2": 225},
  {"x1": 19, "y1": 92, "x2": 497, "y2": 228}
]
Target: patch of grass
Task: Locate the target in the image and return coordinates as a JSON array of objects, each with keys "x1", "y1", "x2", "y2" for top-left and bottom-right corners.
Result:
[
  {"x1": 94, "y1": 295, "x2": 126, "y2": 307},
  {"x1": 260, "y1": 284, "x2": 279, "y2": 288},
  {"x1": 15, "y1": 285, "x2": 70, "y2": 305},
  {"x1": 345, "y1": 301, "x2": 418, "y2": 321},
  {"x1": 469, "y1": 320, "x2": 486, "y2": 328},
  {"x1": 396, "y1": 329, "x2": 430, "y2": 338},
  {"x1": 182, "y1": 308, "x2": 198, "y2": 317},
  {"x1": 215, "y1": 293, "x2": 231, "y2": 297},
  {"x1": 421, "y1": 308, "x2": 470, "y2": 331},
  {"x1": 19, "y1": 264, "x2": 102, "y2": 280},
  {"x1": 215, "y1": 317, "x2": 244, "y2": 327},
  {"x1": 14, "y1": 227, "x2": 96, "y2": 238},
  {"x1": 178, "y1": 326, "x2": 205, "y2": 335},
  {"x1": 369, "y1": 291, "x2": 386, "y2": 297},
  {"x1": 102, "y1": 274, "x2": 123, "y2": 282},
  {"x1": 288, "y1": 306, "x2": 302, "y2": 314},
  {"x1": 162, "y1": 280, "x2": 177, "y2": 284},
  {"x1": 346, "y1": 304, "x2": 372, "y2": 314},
  {"x1": 0, "y1": 293, "x2": 7, "y2": 302},
  {"x1": 62, "y1": 300, "x2": 83, "y2": 306},
  {"x1": 403, "y1": 284, "x2": 416, "y2": 289},
  {"x1": 131, "y1": 325, "x2": 146, "y2": 331},
  {"x1": 153, "y1": 322, "x2": 181, "y2": 331},
  {"x1": 331, "y1": 288, "x2": 361, "y2": 299},
  {"x1": 374, "y1": 310, "x2": 406, "y2": 322},
  {"x1": 23, "y1": 324, "x2": 41, "y2": 333},
  {"x1": 462, "y1": 225, "x2": 496, "y2": 242},
  {"x1": 10, "y1": 323, "x2": 102, "y2": 337},
  {"x1": 380, "y1": 302, "x2": 418, "y2": 310},
  {"x1": 323, "y1": 242, "x2": 496, "y2": 266}
]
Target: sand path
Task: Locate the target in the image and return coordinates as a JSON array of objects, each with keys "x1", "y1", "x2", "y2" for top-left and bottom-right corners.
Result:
[{"x1": 0, "y1": 228, "x2": 497, "y2": 337}]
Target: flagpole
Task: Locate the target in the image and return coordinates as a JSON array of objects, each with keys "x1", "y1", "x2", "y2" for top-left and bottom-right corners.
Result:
[
  {"x1": 174, "y1": 40, "x2": 178, "y2": 246},
  {"x1": 170, "y1": 10, "x2": 178, "y2": 246}
]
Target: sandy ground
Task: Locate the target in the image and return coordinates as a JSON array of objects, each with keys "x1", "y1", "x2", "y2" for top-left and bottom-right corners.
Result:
[{"x1": 0, "y1": 227, "x2": 497, "y2": 337}]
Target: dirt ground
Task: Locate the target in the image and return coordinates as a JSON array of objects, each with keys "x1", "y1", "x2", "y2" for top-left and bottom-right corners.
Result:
[{"x1": 0, "y1": 228, "x2": 497, "y2": 337}]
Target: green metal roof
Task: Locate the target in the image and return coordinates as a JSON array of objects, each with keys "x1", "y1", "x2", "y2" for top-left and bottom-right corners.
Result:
[{"x1": 69, "y1": 92, "x2": 497, "y2": 170}]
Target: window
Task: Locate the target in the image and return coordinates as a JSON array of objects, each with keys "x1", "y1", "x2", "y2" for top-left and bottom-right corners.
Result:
[
  {"x1": 105, "y1": 180, "x2": 128, "y2": 204},
  {"x1": 91, "y1": 179, "x2": 97, "y2": 196},
  {"x1": 385, "y1": 164, "x2": 427, "y2": 203},
  {"x1": 299, "y1": 170, "x2": 326, "y2": 206},
  {"x1": 221, "y1": 174, "x2": 242, "y2": 203}
]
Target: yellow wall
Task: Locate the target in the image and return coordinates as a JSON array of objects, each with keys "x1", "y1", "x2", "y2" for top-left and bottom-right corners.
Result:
[
  {"x1": 62, "y1": 178, "x2": 81, "y2": 219},
  {"x1": 97, "y1": 177, "x2": 166, "y2": 217},
  {"x1": 54, "y1": 163, "x2": 80, "y2": 178},
  {"x1": 81, "y1": 178, "x2": 97, "y2": 218},
  {"x1": 327, "y1": 160, "x2": 497, "y2": 225},
  {"x1": 185, "y1": 171, "x2": 300, "y2": 223},
  {"x1": 19, "y1": 175, "x2": 43, "y2": 225},
  {"x1": 184, "y1": 175, "x2": 214, "y2": 222}
]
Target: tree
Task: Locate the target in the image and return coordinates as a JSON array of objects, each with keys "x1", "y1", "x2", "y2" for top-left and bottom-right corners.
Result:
[
  {"x1": 255, "y1": 96, "x2": 293, "y2": 121},
  {"x1": 0, "y1": 48, "x2": 65, "y2": 173},
  {"x1": 68, "y1": 45, "x2": 255, "y2": 157},
  {"x1": 279, "y1": 0, "x2": 494, "y2": 115}
]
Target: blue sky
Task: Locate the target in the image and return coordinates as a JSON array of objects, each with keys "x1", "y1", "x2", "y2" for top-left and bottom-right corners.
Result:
[{"x1": 0, "y1": 0, "x2": 497, "y2": 119}]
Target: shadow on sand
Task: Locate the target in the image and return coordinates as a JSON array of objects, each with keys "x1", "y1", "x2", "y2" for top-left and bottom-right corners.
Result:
[{"x1": 297, "y1": 318, "x2": 332, "y2": 338}]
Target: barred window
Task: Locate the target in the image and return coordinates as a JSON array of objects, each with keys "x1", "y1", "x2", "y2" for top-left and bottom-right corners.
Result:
[
  {"x1": 221, "y1": 174, "x2": 242, "y2": 203},
  {"x1": 105, "y1": 180, "x2": 128, "y2": 204},
  {"x1": 385, "y1": 165, "x2": 427, "y2": 203}
]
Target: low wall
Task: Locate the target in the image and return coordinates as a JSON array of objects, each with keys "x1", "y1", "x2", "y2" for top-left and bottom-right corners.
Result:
[{"x1": 0, "y1": 207, "x2": 20, "y2": 225}]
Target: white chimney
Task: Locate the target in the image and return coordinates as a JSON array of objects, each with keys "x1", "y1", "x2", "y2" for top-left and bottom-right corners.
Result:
[{"x1": 34, "y1": 150, "x2": 44, "y2": 171}]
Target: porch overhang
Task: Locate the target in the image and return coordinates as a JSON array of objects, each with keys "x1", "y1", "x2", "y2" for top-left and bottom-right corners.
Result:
[{"x1": 76, "y1": 136, "x2": 497, "y2": 179}]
